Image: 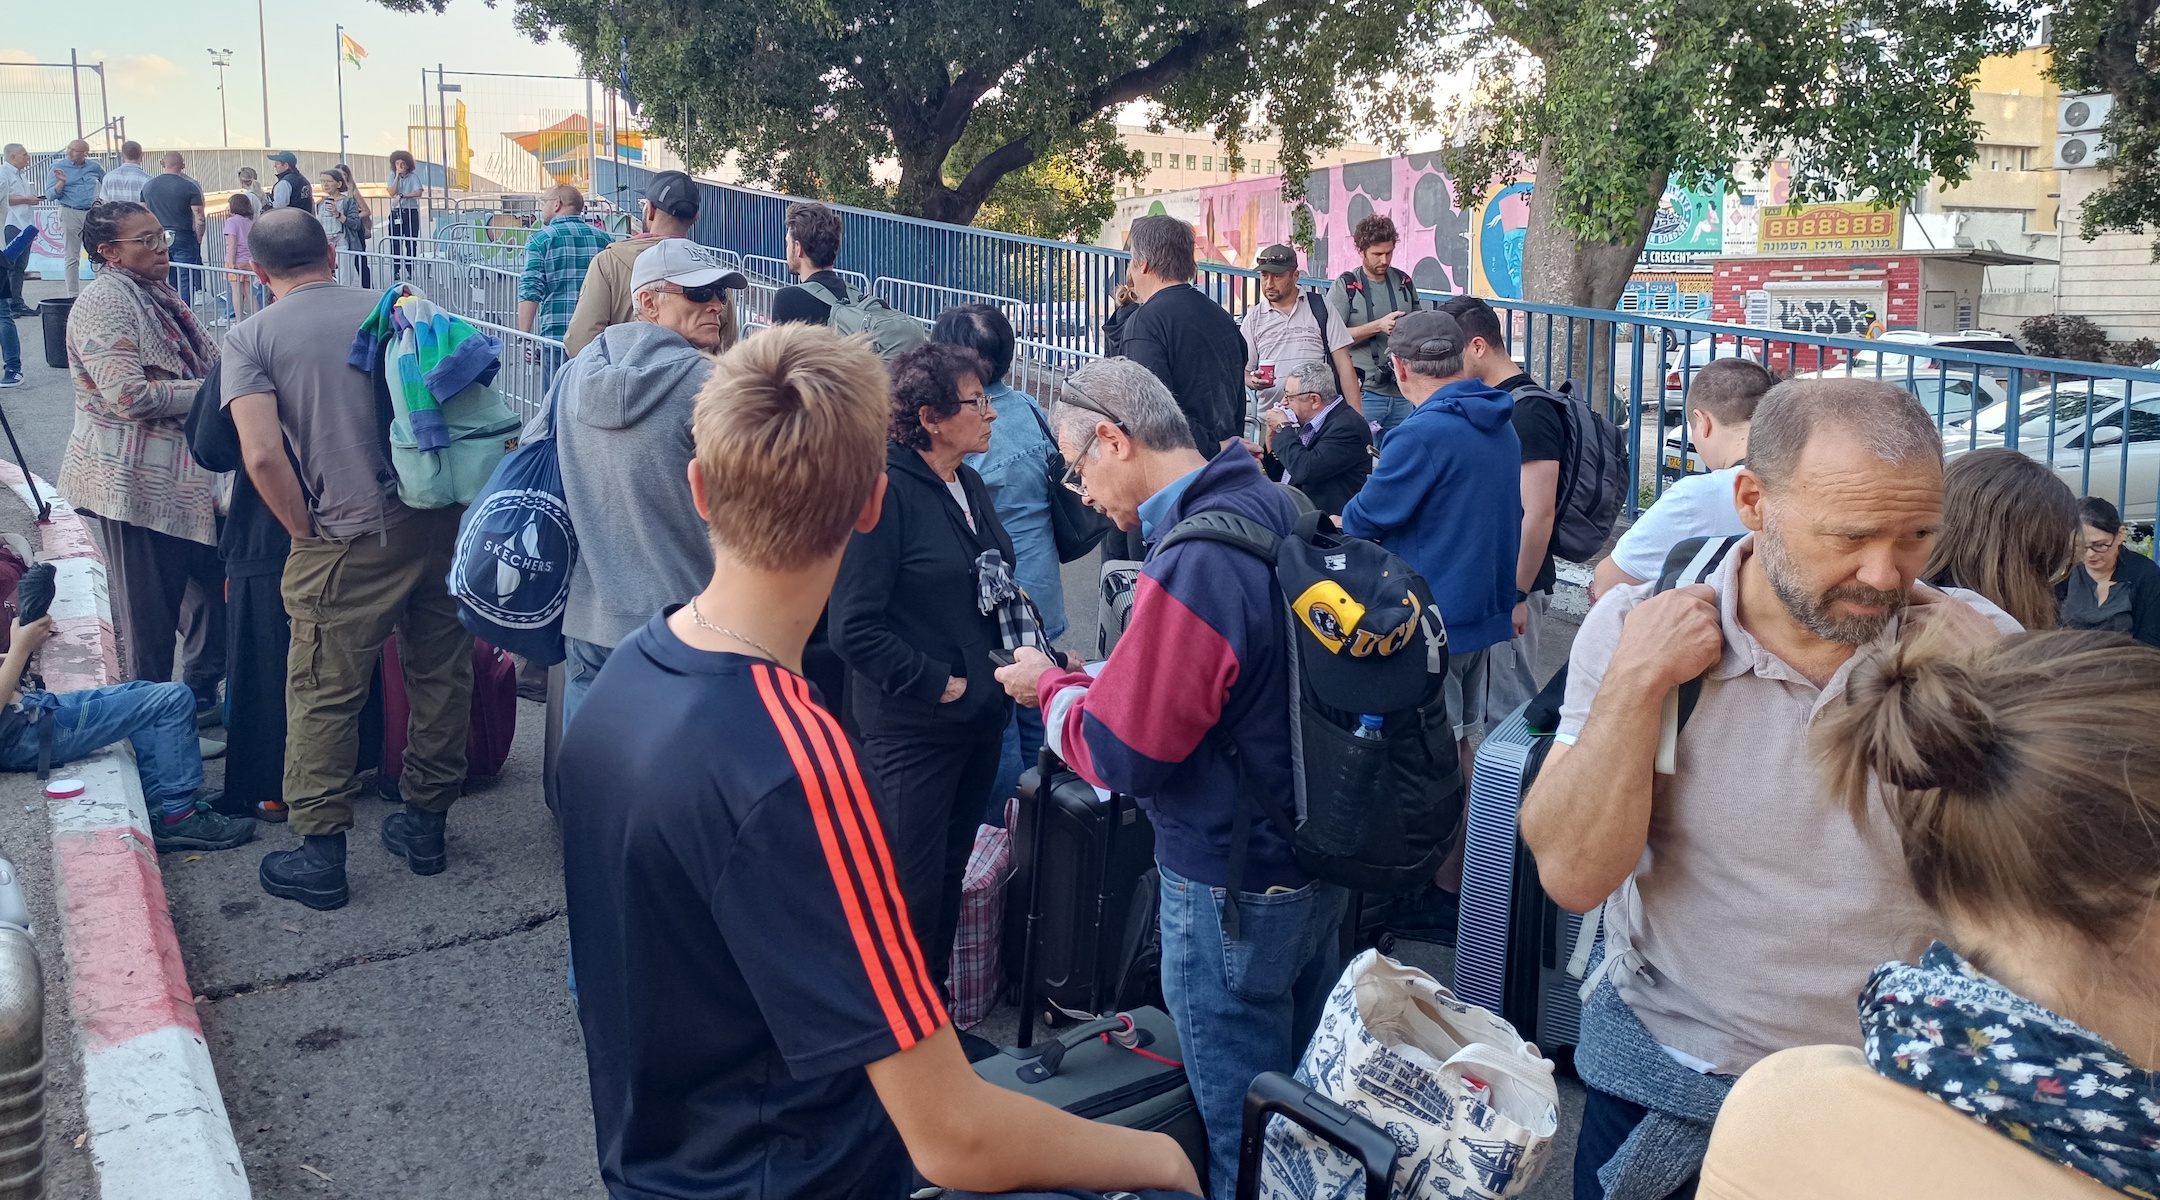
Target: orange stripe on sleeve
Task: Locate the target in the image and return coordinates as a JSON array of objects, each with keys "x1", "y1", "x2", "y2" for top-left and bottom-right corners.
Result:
[
  {"x1": 779, "y1": 672, "x2": 947, "y2": 1034},
  {"x1": 750, "y1": 664, "x2": 924, "y2": 1048}
]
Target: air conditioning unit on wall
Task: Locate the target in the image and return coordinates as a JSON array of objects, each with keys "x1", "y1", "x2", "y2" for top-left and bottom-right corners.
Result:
[
  {"x1": 2060, "y1": 94, "x2": 2113, "y2": 135},
  {"x1": 2057, "y1": 133, "x2": 2113, "y2": 170}
]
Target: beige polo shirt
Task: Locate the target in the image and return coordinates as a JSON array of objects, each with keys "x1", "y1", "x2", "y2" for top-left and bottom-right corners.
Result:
[
  {"x1": 1556, "y1": 538, "x2": 2020, "y2": 1074},
  {"x1": 1239, "y1": 295, "x2": 1352, "y2": 406}
]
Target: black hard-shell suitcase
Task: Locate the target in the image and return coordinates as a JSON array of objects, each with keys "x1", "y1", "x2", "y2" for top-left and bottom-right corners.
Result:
[
  {"x1": 973, "y1": 1006, "x2": 1208, "y2": 1186},
  {"x1": 1451, "y1": 698, "x2": 1590, "y2": 1052},
  {"x1": 1007, "y1": 747, "x2": 1160, "y2": 1024},
  {"x1": 1235, "y1": 1071, "x2": 1400, "y2": 1200}
]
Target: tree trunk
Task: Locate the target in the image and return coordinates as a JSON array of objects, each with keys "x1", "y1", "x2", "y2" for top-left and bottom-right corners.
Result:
[{"x1": 1519, "y1": 145, "x2": 1669, "y2": 406}]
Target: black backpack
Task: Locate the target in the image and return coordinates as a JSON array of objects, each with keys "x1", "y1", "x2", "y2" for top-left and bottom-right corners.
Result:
[
  {"x1": 1511, "y1": 377, "x2": 1629, "y2": 564},
  {"x1": 1156, "y1": 510, "x2": 1464, "y2": 937}
]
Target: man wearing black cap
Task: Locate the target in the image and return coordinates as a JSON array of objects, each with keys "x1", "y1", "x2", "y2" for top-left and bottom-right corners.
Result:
[
  {"x1": 564, "y1": 170, "x2": 736, "y2": 356},
  {"x1": 265, "y1": 151, "x2": 312, "y2": 214},
  {"x1": 1239, "y1": 244, "x2": 1359, "y2": 418},
  {"x1": 1341, "y1": 308, "x2": 1522, "y2": 772}
]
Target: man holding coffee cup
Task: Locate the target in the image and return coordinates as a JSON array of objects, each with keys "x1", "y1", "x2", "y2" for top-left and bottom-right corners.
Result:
[{"x1": 1238, "y1": 244, "x2": 1361, "y2": 426}]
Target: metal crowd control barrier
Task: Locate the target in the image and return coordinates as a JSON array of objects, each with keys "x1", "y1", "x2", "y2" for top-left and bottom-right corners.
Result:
[
  {"x1": 460, "y1": 316, "x2": 565, "y2": 428},
  {"x1": 1482, "y1": 299, "x2": 2160, "y2": 525},
  {"x1": 168, "y1": 261, "x2": 269, "y2": 344},
  {"x1": 871, "y1": 278, "x2": 1027, "y2": 328},
  {"x1": 740, "y1": 255, "x2": 870, "y2": 297}
]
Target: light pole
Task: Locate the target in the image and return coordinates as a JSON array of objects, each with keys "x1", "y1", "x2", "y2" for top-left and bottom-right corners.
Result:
[{"x1": 207, "y1": 49, "x2": 233, "y2": 149}]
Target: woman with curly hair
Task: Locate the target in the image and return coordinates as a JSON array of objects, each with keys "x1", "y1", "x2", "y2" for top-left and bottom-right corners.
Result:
[{"x1": 830, "y1": 341, "x2": 1020, "y2": 1003}]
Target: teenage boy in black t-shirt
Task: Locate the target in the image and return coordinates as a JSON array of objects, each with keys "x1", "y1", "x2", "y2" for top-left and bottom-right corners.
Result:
[
  {"x1": 1443, "y1": 294, "x2": 1567, "y2": 720},
  {"x1": 556, "y1": 323, "x2": 1202, "y2": 1200}
]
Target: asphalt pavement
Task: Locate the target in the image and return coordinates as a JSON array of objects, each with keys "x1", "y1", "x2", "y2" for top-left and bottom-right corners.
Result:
[{"x1": 4, "y1": 277, "x2": 1588, "y2": 1197}]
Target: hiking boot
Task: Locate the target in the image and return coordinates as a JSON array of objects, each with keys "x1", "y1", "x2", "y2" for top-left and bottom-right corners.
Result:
[
  {"x1": 260, "y1": 833, "x2": 349, "y2": 911},
  {"x1": 381, "y1": 806, "x2": 447, "y2": 876},
  {"x1": 153, "y1": 801, "x2": 256, "y2": 852}
]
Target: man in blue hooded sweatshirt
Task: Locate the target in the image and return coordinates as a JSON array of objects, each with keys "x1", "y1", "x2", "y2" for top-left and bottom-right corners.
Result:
[{"x1": 1342, "y1": 308, "x2": 1521, "y2": 776}]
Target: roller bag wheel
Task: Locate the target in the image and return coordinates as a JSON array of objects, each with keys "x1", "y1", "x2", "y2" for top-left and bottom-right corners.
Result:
[
  {"x1": 1005, "y1": 746, "x2": 1160, "y2": 1024},
  {"x1": 1449, "y1": 697, "x2": 1590, "y2": 1052},
  {"x1": 972, "y1": 1006, "x2": 1208, "y2": 1188},
  {"x1": 1235, "y1": 1071, "x2": 1399, "y2": 1200}
]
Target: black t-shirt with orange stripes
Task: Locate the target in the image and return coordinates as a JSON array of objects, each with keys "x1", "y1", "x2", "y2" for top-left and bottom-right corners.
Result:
[{"x1": 557, "y1": 609, "x2": 947, "y2": 1200}]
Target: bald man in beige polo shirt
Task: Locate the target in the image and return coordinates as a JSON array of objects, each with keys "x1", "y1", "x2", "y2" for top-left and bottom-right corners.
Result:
[{"x1": 1521, "y1": 378, "x2": 2019, "y2": 1199}]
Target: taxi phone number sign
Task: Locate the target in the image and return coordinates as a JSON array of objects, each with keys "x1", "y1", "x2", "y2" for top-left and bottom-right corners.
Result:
[{"x1": 1757, "y1": 203, "x2": 1899, "y2": 253}]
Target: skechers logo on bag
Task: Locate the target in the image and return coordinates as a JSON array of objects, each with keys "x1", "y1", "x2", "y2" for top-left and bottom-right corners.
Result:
[{"x1": 454, "y1": 488, "x2": 576, "y2": 629}]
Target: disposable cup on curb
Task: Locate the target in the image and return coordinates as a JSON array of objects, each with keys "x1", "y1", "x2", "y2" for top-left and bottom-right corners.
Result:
[{"x1": 42, "y1": 780, "x2": 82, "y2": 801}]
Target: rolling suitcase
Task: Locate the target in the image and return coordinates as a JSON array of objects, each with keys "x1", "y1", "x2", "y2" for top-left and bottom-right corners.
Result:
[
  {"x1": 1235, "y1": 1071, "x2": 1399, "y2": 1200},
  {"x1": 1451, "y1": 699, "x2": 1591, "y2": 1053},
  {"x1": 976, "y1": 746, "x2": 1206, "y2": 1186},
  {"x1": 1007, "y1": 746, "x2": 1160, "y2": 1024},
  {"x1": 379, "y1": 634, "x2": 521, "y2": 787}
]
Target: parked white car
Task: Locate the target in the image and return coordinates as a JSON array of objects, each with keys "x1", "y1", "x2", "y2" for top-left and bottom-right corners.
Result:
[{"x1": 1954, "y1": 388, "x2": 2160, "y2": 522}]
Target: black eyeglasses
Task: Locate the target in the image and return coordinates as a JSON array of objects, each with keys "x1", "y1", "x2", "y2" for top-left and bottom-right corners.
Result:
[
  {"x1": 1058, "y1": 379, "x2": 1127, "y2": 494},
  {"x1": 656, "y1": 281, "x2": 730, "y2": 304}
]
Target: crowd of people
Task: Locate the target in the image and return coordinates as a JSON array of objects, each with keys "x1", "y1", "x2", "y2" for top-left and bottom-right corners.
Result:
[{"x1": 1, "y1": 174, "x2": 2150, "y2": 1200}]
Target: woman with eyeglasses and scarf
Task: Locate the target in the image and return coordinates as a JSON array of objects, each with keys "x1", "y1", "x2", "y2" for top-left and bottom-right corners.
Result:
[
  {"x1": 60, "y1": 202, "x2": 228, "y2": 734},
  {"x1": 1700, "y1": 627, "x2": 2160, "y2": 1199},
  {"x1": 830, "y1": 341, "x2": 1027, "y2": 1011}
]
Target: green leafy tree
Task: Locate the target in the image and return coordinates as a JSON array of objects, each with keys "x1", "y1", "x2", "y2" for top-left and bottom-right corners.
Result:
[
  {"x1": 1441, "y1": 0, "x2": 2031, "y2": 310},
  {"x1": 379, "y1": 0, "x2": 1449, "y2": 231},
  {"x1": 2049, "y1": 0, "x2": 2160, "y2": 258}
]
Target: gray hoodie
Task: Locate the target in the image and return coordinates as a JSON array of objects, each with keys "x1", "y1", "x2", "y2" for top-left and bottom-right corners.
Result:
[{"x1": 557, "y1": 320, "x2": 716, "y2": 648}]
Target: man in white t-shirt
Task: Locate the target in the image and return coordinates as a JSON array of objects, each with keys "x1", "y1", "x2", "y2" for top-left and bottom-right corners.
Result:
[
  {"x1": 0, "y1": 145, "x2": 38, "y2": 316},
  {"x1": 1592, "y1": 358, "x2": 1776, "y2": 602},
  {"x1": 1523, "y1": 378, "x2": 2019, "y2": 1198}
]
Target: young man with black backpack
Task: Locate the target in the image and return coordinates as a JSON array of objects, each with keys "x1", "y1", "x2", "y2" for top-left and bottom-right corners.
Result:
[
  {"x1": 1445, "y1": 295, "x2": 1565, "y2": 718},
  {"x1": 1327, "y1": 215, "x2": 1422, "y2": 438}
]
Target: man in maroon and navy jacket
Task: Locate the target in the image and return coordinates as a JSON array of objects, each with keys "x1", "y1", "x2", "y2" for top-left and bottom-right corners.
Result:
[{"x1": 997, "y1": 357, "x2": 1349, "y2": 1199}]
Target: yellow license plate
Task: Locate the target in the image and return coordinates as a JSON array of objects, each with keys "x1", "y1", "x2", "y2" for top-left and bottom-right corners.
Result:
[{"x1": 1664, "y1": 455, "x2": 1684, "y2": 470}]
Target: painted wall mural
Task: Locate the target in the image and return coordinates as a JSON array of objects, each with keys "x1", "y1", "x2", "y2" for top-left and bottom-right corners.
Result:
[{"x1": 1103, "y1": 160, "x2": 1724, "y2": 301}]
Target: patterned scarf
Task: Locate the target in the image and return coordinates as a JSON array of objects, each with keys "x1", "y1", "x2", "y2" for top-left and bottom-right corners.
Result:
[
  {"x1": 1862, "y1": 942, "x2": 2160, "y2": 1198},
  {"x1": 974, "y1": 548, "x2": 1046, "y2": 651},
  {"x1": 114, "y1": 265, "x2": 215, "y2": 380}
]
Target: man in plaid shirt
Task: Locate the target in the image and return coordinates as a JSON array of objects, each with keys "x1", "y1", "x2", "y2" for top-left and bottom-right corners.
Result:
[{"x1": 517, "y1": 184, "x2": 610, "y2": 341}]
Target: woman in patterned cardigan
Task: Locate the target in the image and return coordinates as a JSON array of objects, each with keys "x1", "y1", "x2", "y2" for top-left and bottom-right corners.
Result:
[{"x1": 59, "y1": 201, "x2": 226, "y2": 713}]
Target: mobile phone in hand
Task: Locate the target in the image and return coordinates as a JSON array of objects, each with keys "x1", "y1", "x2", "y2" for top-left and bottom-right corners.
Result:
[
  {"x1": 15, "y1": 563, "x2": 55, "y2": 625},
  {"x1": 988, "y1": 648, "x2": 1017, "y2": 669}
]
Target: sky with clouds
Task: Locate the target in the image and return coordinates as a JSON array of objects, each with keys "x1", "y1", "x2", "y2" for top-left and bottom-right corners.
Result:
[{"x1": 2, "y1": 1, "x2": 586, "y2": 158}]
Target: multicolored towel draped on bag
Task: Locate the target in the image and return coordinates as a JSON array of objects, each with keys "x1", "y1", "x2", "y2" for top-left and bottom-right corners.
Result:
[{"x1": 349, "y1": 284, "x2": 504, "y2": 452}]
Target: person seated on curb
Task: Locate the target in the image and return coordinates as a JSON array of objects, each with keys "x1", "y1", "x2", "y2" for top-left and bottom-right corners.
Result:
[
  {"x1": 0, "y1": 615, "x2": 252, "y2": 852},
  {"x1": 1260, "y1": 355, "x2": 1372, "y2": 518},
  {"x1": 1592, "y1": 357, "x2": 1777, "y2": 602},
  {"x1": 555, "y1": 325, "x2": 1201, "y2": 1200},
  {"x1": 1701, "y1": 627, "x2": 2159, "y2": 1199},
  {"x1": 557, "y1": 238, "x2": 744, "y2": 724},
  {"x1": 995, "y1": 357, "x2": 1343, "y2": 1199},
  {"x1": 1523, "y1": 379, "x2": 2020, "y2": 1200}
]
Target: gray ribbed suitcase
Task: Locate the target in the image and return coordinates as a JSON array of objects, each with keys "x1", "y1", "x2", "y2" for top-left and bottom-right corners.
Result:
[
  {"x1": 973, "y1": 1006, "x2": 1206, "y2": 1176},
  {"x1": 1451, "y1": 701, "x2": 1589, "y2": 1050}
]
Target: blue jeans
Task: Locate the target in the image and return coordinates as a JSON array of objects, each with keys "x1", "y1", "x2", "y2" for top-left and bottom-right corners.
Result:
[
  {"x1": 1363, "y1": 389, "x2": 1414, "y2": 443},
  {"x1": 0, "y1": 681, "x2": 201, "y2": 813},
  {"x1": 560, "y1": 636, "x2": 612, "y2": 730},
  {"x1": 985, "y1": 703, "x2": 1045, "y2": 826},
  {"x1": 166, "y1": 244, "x2": 202, "y2": 308},
  {"x1": 1157, "y1": 861, "x2": 1348, "y2": 1200},
  {"x1": 0, "y1": 308, "x2": 16, "y2": 375}
]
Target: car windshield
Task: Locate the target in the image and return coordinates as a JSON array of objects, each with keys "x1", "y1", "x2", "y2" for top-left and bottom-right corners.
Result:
[
  {"x1": 1848, "y1": 339, "x2": 2022, "y2": 378},
  {"x1": 1974, "y1": 382, "x2": 2143, "y2": 434}
]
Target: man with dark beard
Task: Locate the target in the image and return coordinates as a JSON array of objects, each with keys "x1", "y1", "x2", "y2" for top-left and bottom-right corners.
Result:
[{"x1": 1518, "y1": 378, "x2": 2019, "y2": 1200}]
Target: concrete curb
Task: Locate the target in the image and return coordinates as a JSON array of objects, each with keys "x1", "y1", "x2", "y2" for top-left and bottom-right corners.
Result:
[{"x1": 0, "y1": 463, "x2": 252, "y2": 1199}]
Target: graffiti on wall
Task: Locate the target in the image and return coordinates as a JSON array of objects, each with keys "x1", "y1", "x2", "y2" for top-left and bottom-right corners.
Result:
[{"x1": 1773, "y1": 293, "x2": 1881, "y2": 337}]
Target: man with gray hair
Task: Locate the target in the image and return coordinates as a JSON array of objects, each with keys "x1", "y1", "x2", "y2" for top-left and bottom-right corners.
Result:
[
  {"x1": 993, "y1": 356, "x2": 1345, "y2": 1198},
  {"x1": 1117, "y1": 214, "x2": 1246, "y2": 455},
  {"x1": 1521, "y1": 378, "x2": 2018, "y2": 1197},
  {"x1": 556, "y1": 238, "x2": 744, "y2": 720},
  {"x1": 0, "y1": 144, "x2": 35, "y2": 317},
  {"x1": 1259, "y1": 355, "x2": 1370, "y2": 516}
]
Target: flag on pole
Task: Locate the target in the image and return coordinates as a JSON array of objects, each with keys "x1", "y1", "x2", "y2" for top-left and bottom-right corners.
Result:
[{"x1": 340, "y1": 33, "x2": 368, "y2": 69}]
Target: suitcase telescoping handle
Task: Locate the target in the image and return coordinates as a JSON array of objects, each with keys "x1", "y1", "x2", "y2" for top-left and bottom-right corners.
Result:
[
  {"x1": 1235, "y1": 1072, "x2": 1397, "y2": 1200},
  {"x1": 1014, "y1": 745, "x2": 1058, "y2": 1050}
]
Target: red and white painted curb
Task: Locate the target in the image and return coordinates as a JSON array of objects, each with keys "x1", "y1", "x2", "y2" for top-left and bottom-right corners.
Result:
[{"x1": 0, "y1": 464, "x2": 252, "y2": 1198}]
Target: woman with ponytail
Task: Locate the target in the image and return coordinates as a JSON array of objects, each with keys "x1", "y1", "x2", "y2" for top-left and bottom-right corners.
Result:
[{"x1": 1701, "y1": 629, "x2": 2160, "y2": 1198}]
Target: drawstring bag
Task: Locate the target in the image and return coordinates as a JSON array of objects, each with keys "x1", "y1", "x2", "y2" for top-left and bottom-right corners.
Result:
[{"x1": 1262, "y1": 950, "x2": 1559, "y2": 1199}]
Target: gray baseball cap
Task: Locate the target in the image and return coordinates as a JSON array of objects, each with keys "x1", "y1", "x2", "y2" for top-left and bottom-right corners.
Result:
[
  {"x1": 630, "y1": 238, "x2": 749, "y2": 295},
  {"x1": 1254, "y1": 244, "x2": 1299, "y2": 274},
  {"x1": 1390, "y1": 309, "x2": 1464, "y2": 361}
]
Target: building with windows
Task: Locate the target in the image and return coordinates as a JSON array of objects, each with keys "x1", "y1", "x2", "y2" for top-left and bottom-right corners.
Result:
[{"x1": 1113, "y1": 124, "x2": 1384, "y2": 196}]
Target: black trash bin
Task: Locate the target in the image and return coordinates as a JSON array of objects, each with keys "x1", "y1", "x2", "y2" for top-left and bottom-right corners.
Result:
[{"x1": 39, "y1": 298, "x2": 73, "y2": 370}]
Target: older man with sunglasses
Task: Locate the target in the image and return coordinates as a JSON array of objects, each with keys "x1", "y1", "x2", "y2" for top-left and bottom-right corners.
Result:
[{"x1": 556, "y1": 239, "x2": 749, "y2": 720}]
